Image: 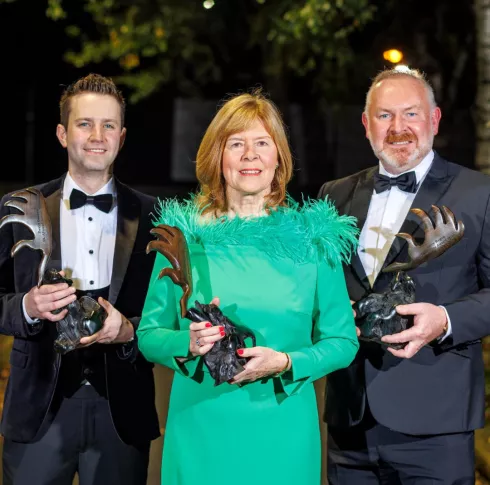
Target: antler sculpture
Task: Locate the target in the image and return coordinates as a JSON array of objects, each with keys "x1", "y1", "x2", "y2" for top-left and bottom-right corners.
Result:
[
  {"x1": 0, "y1": 188, "x2": 52, "y2": 287},
  {"x1": 146, "y1": 225, "x2": 193, "y2": 318},
  {"x1": 383, "y1": 205, "x2": 464, "y2": 273}
]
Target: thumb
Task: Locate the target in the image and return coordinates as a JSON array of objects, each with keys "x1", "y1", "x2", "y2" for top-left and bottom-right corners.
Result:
[
  {"x1": 210, "y1": 296, "x2": 220, "y2": 306},
  {"x1": 396, "y1": 303, "x2": 421, "y2": 315},
  {"x1": 98, "y1": 297, "x2": 112, "y2": 313},
  {"x1": 237, "y1": 346, "x2": 261, "y2": 358}
]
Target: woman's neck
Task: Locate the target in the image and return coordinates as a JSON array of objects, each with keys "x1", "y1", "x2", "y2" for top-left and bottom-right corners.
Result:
[{"x1": 225, "y1": 187, "x2": 270, "y2": 218}]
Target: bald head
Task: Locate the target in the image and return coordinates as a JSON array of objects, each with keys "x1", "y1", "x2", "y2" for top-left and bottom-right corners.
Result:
[{"x1": 364, "y1": 68, "x2": 437, "y2": 115}]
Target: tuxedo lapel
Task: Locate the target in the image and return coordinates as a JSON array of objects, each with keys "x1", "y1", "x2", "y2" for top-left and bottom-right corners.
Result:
[
  {"x1": 381, "y1": 154, "x2": 453, "y2": 272},
  {"x1": 347, "y1": 166, "x2": 377, "y2": 292},
  {"x1": 44, "y1": 187, "x2": 62, "y2": 272},
  {"x1": 109, "y1": 180, "x2": 140, "y2": 305}
]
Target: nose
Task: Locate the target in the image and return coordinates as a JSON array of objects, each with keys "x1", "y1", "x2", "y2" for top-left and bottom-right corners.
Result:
[
  {"x1": 243, "y1": 142, "x2": 258, "y2": 161},
  {"x1": 390, "y1": 114, "x2": 406, "y2": 133},
  {"x1": 90, "y1": 124, "x2": 103, "y2": 141}
]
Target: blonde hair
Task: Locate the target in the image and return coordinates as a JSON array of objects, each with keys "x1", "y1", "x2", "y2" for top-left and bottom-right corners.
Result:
[{"x1": 195, "y1": 90, "x2": 293, "y2": 215}]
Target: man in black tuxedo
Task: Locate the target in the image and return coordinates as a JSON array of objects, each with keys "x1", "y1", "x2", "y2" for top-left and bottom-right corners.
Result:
[
  {"x1": 319, "y1": 67, "x2": 490, "y2": 484},
  {"x1": 0, "y1": 74, "x2": 160, "y2": 484}
]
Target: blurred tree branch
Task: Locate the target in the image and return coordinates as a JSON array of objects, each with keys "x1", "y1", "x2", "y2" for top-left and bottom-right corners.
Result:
[{"x1": 0, "y1": 0, "x2": 376, "y2": 102}]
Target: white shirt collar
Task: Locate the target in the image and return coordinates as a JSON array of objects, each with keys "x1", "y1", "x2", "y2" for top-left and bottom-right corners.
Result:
[
  {"x1": 379, "y1": 150, "x2": 434, "y2": 185},
  {"x1": 63, "y1": 172, "x2": 116, "y2": 200}
]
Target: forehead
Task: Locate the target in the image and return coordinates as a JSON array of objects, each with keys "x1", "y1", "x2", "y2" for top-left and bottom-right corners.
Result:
[
  {"x1": 370, "y1": 77, "x2": 429, "y2": 111},
  {"x1": 227, "y1": 119, "x2": 270, "y2": 138},
  {"x1": 68, "y1": 93, "x2": 121, "y2": 122}
]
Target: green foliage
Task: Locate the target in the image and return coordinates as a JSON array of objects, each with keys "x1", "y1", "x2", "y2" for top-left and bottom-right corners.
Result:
[{"x1": 0, "y1": 0, "x2": 376, "y2": 102}]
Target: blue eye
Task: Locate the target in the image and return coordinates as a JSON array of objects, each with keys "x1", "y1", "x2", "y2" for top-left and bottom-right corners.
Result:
[
  {"x1": 407, "y1": 112, "x2": 417, "y2": 117},
  {"x1": 379, "y1": 113, "x2": 390, "y2": 119},
  {"x1": 104, "y1": 123, "x2": 115, "y2": 129}
]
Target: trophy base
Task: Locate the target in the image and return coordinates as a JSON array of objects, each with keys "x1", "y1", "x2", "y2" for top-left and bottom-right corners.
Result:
[{"x1": 358, "y1": 335, "x2": 407, "y2": 350}]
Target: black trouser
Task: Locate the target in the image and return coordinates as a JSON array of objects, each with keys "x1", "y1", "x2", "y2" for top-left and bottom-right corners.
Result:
[
  {"x1": 3, "y1": 385, "x2": 150, "y2": 485},
  {"x1": 327, "y1": 413, "x2": 474, "y2": 485}
]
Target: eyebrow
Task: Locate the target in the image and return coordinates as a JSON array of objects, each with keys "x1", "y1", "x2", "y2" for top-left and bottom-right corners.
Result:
[
  {"x1": 377, "y1": 105, "x2": 421, "y2": 112},
  {"x1": 227, "y1": 135, "x2": 272, "y2": 141},
  {"x1": 74, "y1": 117, "x2": 119, "y2": 123}
]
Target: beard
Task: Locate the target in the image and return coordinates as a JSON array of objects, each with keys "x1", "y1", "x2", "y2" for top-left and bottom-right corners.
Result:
[{"x1": 369, "y1": 131, "x2": 434, "y2": 172}]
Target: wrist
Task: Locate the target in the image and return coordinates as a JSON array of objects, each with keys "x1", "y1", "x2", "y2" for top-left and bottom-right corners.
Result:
[{"x1": 274, "y1": 352, "x2": 291, "y2": 377}]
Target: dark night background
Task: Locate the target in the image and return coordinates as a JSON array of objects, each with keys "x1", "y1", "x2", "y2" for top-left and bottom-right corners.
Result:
[{"x1": 0, "y1": 0, "x2": 478, "y2": 200}]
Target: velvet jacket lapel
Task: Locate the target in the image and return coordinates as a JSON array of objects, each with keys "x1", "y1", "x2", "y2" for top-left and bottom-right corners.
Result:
[{"x1": 108, "y1": 180, "x2": 140, "y2": 305}]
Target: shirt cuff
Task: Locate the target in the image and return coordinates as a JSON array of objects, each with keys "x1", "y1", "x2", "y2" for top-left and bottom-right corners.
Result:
[
  {"x1": 22, "y1": 295, "x2": 40, "y2": 325},
  {"x1": 438, "y1": 306, "x2": 452, "y2": 342}
]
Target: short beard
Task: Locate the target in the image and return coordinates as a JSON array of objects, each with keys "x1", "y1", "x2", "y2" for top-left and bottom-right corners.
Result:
[{"x1": 369, "y1": 131, "x2": 434, "y2": 173}]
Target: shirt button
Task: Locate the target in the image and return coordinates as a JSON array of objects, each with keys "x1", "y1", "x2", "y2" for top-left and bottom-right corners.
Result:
[
  {"x1": 90, "y1": 280, "x2": 94, "y2": 285},
  {"x1": 89, "y1": 250, "x2": 94, "y2": 255},
  {"x1": 88, "y1": 217, "x2": 93, "y2": 222}
]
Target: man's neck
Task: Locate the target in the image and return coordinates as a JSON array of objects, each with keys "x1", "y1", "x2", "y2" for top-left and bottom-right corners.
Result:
[{"x1": 68, "y1": 170, "x2": 112, "y2": 195}]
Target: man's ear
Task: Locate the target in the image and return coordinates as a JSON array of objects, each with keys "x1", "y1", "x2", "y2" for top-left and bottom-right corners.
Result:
[
  {"x1": 119, "y1": 127, "x2": 127, "y2": 152},
  {"x1": 361, "y1": 112, "x2": 369, "y2": 139},
  {"x1": 56, "y1": 124, "x2": 68, "y2": 148}
]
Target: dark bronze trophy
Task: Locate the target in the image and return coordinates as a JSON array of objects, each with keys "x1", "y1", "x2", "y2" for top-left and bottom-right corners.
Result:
[
  {"x1": 147, "y1": 225, "x2": 256, "y2": 386},
  {"x1": 0, "y1": 188, "x2": 106, "y2": 354},
  {"x1": 353, "y1": 205, "x2": 464, "y2": 348}
]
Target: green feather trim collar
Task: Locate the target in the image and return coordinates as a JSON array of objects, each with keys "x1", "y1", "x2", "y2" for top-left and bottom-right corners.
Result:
[{"x1": 153, "y1": 198, "x2": 358, "y2": 266}]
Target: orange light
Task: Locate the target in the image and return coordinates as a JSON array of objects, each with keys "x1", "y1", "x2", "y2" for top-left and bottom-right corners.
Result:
[{"x1": 383, "y1": 49, "x2": 404, "y2": 64}]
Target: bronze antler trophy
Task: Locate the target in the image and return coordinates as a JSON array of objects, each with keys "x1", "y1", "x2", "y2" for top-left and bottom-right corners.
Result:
[
  {"x1": 147, "y1": 225, "x2": 256, "y2": 386},
  {"x1": 0, "y1": 188, "x2": 106, "y2": 353},
  {"x1": 353, "y1": 205, "x2": 464, "y2": 349}
]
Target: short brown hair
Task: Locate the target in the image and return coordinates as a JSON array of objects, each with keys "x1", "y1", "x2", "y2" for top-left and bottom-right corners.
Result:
[
  {"x1": 59, "y1": 73, "x2": 126, "y2": 128},
  {"x1": 195, "y1": 90, "x2": 293, "y2": 215}
]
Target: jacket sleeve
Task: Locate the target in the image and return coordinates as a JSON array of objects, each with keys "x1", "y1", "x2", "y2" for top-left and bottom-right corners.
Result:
[
  {"x1": 442, "y1": 190, "x2": 490, "y2": 347},
  {"x1": 0, "y1": 194, "x2": 44, "y2": 338},
  {"x1": 280, "y1": 259, "x2": 359, "y2": 396},
  {"x1": 137, "y1": 253, "x2": 200, "y2": 378}
]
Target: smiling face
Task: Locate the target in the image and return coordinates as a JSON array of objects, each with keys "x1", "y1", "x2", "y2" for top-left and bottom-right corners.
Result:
[
  {"x1": 362, "y1": 76, "x2": 441, "y2": 174},
  {"x1": 221, "y1": 119, "x2": 278, "y2": 200},
  {"x1": 56, "y1": 93, "x2": 126, "y2": 179}
]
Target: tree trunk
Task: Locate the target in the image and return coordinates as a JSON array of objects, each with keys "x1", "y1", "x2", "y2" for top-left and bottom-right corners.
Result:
[{"x1": 475, "y1": 0, "x2": 490, "y2": 173}]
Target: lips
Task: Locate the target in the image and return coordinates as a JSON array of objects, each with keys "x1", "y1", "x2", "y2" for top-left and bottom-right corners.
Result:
[
  {"x1": 239, "y1": 169, "x2": 262, "y2": 175},
  {"x1": 385, "y1": 133, "x2": 416, "y2": 146},
  {"x1": 84, "y1": 148, "x2": 107, "y2": 154}
]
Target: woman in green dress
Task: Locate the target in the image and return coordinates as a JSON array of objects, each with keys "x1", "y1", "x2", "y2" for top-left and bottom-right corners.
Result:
[{"x1": 137, "y1": 91, "x2": 359, "y2": 485}]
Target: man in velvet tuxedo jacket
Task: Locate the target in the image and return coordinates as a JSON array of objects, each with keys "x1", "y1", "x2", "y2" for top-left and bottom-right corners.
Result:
[
  {"x1": 319, "y1": 68, "x2": 490, "y2": 484},
  {"x1": 0, "y1": 74, "x2": 159, "y2": 485}
]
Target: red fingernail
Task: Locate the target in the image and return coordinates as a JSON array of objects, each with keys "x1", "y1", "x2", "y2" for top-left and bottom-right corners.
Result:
[
  {"x1": 205, "y1": 323, "x2": 212, "y2": 328},
  {"x1": 237, "y1": 349, "x2": 244, "y2": 355}
]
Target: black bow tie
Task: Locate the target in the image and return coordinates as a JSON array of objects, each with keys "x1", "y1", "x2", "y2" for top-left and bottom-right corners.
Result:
[
  {"x1": 373, "y1": 171, "x2": 418, "y2": 194},
  {"x1": 69, "y1": 188, "x2": 113, "y2": 213}
]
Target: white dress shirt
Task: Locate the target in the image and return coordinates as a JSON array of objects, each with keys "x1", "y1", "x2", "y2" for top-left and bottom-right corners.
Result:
[
  {"x1": 60, "y1": 174, "x2": 117, "y2": 291},
  {"x1": 23, "y1": 173, "x2": 117, "y2": 322},
  {"x1": 358, "y1": 150, "x2": 451, "y2": 339}
]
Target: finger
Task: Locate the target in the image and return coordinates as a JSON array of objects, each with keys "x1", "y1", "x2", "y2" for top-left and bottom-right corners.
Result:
[
  {"x1": 38, "y1": 282, "x2": 73, "y2": 294},
  {"x1": 98, "y1": 297, "x2": 115, "y2": 314},
  {"x1": 42, "y1": 308, "x2": 69, "y2": 322},
  {"x1": 195, "y1": 332, "x2": 225, "y2": 346},
  {"x1": 196, "y1": 326, "x2": 224, "y2": 338},
  {"x1": 387, "y1": 341, "x2": 421, "y2": 359},
  {"x1": 43, "y1": 286, "x2": 77, "y2": 302},
  {"x1": 395, "y1": 303, "x2": 424, "y2": 315},
  {"x1": 381, "y1": 327, "x2": 417, "y2": 344},
  {"x1": 210, "y1": 297, "x2": 220, "y2": 306},
  {"x1": 189, "y1": 321, "x2": 213, "y2": 332},
  {"x1": 39, "y1": 294, "x2": 77, "y2": 313},
  {"x1": 236, "y1": 346, "x2": 263, "y2": 358},
  {"x1": 79, "y1": 334, "x2": 99, "y2": 346},
  {"x1": 192, "y1": 343, "x2": 214, "y2": 356},
  {"x1": 356, "y1": 327, "x2": 361, "y2": 337}
]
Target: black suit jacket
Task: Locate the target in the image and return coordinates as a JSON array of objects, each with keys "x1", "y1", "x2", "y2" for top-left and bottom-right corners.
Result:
[
  {"x1": 319, "y1": 153, "x2": 490, "y2": 435},
  {"x1": 0, "y1": 176, "x2": 160, "y2": 445}
]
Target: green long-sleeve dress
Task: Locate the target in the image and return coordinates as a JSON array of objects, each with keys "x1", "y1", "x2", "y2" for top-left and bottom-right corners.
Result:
[{"x1": 137, "y1": 198, "x2": 359, "y2": 485}]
